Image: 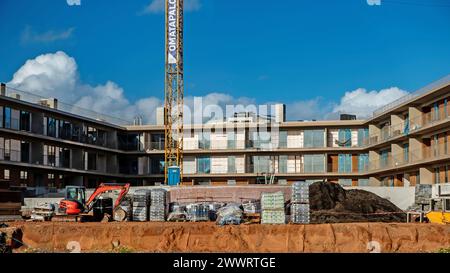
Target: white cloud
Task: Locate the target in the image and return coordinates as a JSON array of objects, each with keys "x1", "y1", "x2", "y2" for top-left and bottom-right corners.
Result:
[
  {"x1": 7, "y1": 51, "x2": 410, "y2": 125},
  {"x1": 67, "y1": 0, "x2": 81, "y2": 6},
  {"x1": 332, "y1": 87, "x2": 409, "y2": 118},
  {"x1": 141, "y1": 0, "x2": 201, "y2": 14},
  {"x1": 21, "y1": 26, "x2": 75, "y2": 44}
]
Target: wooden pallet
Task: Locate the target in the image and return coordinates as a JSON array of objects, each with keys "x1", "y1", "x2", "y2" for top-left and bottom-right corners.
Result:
[{"x1": 243, "y1": 213, "x2": 261, "y2": 224}]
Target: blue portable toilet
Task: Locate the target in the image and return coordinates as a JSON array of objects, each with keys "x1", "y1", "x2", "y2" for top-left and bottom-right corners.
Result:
[{"x1": 168, "y1": 166, "x2": 180, "y2": 186}]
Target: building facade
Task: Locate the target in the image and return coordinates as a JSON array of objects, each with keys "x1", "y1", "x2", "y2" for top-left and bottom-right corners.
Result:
[{"x1": 0, "y1": 75, "x2": 449, "y2": 195}]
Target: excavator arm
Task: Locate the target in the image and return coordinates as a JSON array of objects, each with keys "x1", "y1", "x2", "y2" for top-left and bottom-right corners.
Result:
[{"x1": 85, "y1": 183, "x2": 130, "y2": 212}]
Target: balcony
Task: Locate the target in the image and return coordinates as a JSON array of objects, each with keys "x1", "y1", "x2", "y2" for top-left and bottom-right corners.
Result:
[{"x1": 369, "y1": 142, "x2": 450, "y2": 172}]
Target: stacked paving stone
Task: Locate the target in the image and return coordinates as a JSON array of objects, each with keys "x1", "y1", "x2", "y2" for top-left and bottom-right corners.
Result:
[
  {"x1": 261, "y1": 191, "x2": 285, "y2": 224},
  {"x1": 290, "y1": 182, "x2": 310, "y2": 224},
  {"x1": 132, "y1": 189, "x2": 150, "y2": 221},
  {"x1": 149, "y1": 189, "x2": 166, "y2": 222}
]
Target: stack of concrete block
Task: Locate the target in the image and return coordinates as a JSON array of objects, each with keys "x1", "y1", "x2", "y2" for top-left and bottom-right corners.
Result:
[
  {"x1": 261, "y1": 191, "x2": 285, "y2": 224},
  {"x1": 149, "y1": 189, "x2": 166, "y2": 222},
  {"x1": 290, "y1": 182, "x2": 310, "y2": 224},
  {"x1": 132, "y1": 189, "x2": 150, "y2": 221},
  {"x1": 118, "y1": 196, "x2": 133, "y2": 221}
]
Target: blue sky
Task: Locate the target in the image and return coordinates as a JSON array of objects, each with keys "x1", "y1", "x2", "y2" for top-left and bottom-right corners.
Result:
[{"x1": 0, "y1": 0, "x2": 449, "y2": 122}]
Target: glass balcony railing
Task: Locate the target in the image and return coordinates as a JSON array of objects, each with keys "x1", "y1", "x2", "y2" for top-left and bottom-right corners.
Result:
[{"x1": 369, "y1": 142, "x2": 450, "y2": 171}]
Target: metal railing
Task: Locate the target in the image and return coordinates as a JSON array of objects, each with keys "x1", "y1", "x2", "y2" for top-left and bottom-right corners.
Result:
[
  {"x1": 3, "y1": 85, "x2": 132, "y2": 125},
  {"x1": 372, "y1": 74, "x2": 450, "y2": 117}
]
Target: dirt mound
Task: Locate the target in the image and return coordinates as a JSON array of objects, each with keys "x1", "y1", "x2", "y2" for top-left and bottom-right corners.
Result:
[
  {"x1": 10, "y1": 222, "x2": 450, "y2": 253},
  {"x1": 309, "y1": 182, "x2": 406, "y2": 223}
]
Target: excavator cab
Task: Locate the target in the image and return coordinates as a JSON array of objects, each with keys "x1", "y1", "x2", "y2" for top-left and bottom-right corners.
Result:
[{"x1": 59, "y1": 186, "x2": 87, "y2": 215}]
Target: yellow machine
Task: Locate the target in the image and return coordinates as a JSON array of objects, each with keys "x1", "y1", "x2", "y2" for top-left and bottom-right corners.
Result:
[{"x1": 426, "y1": 198, "x2": 450, "y2": 225}]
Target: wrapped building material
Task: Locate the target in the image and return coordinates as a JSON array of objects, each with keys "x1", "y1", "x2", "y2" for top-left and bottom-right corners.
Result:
[
  {"x1": 261, "y1": 210, "x2": 285, "y2": 224},
  {"x1": 167, "y1": 204, "x2": 188, "y2": 222},
  {"x1": 242, "y1": 199, "x2": 261, "y2": 214},
  {"x1": 216, "y1": 204, "x2": 243, "y2": 225},
  {"x1": 261, "y1": 192, "x2": 285, "y2": 224},
  {"x1": 291, "y1": 182, "x2": 310, "y2": 203},
  {"x1": 149, "y1": 189, "x2": 166, "y2": 222},
  {"x1": 290, "y1": 181, "x2": 310, "y2": 224},
  {"x1": 186, "y1": 203, "x2": 209, "y2": 222},
  {"x1": 261, "y1": 192, "x2": 285, "y2": 210},
  {"x1": 290, "y1": 203, "x2": 310, "y2": 224},
  {"x1": 132, "y1": 190, "x2": 150, "y2": 221}
]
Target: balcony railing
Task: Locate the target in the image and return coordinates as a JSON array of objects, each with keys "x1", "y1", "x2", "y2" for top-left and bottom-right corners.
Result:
[
  {"x1": 364, "y1": 112, "x2": 450, "y2": 147},
  {"x1": 369, "y1": 142, "x2": 450, "y2": 171}
]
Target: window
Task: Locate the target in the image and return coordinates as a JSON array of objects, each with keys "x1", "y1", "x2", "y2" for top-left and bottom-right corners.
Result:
[
  {"x1": 228, "y1": 156, "x2": 236, "y2": 173},
  {"x1": 338, "y1": 154, "x2": 352, "y2": 173},
  {"x1": 48, "y1": 173, "x2": 55, "y2": 180},
  {"x1": 380, "y1": 150, "x2": 390, "y2": 168},
  {"x1": 59, "y1": 120, "x2": 72, "y2": 140},
  {"x1": 358, "y1": 128, "x2": 369, "y2": 146},
  {"x1": 445, "y1": 165, "x2": 449, "y2": 183},
  {"x1": 433, "y1": 102, "x2": 439, "y2": 121},
  {"x1": 4, "y1": 139, "x2": 11, "y2": 160},
  {"x1": 338, "y1": 129, "x2": 352, "y2": 147},
  {"x1": 199, "y1": 132, "x2": 210, "y2": 149},
  {"x1": 403, "y1": 143, "x2": 409, "y2": 163},
  {"x1": 278, "y1": 155, "x2": 288, "y2": 173},
  {"x1": 227, "y1": 132, "x2": 236, "y2": 149},
  {"x1": 4, "y1": 107, "x2": 11, "y2": 129},
  {"x1": 253, "y1": 156, "x2": 271, "y2": 173},
  {"x1": 20, "y1": 111, "x2": 30, "y2": 131},
  {"x1": 20, "y1": 171, "x2": 28, "y2": 180},
  {"x1": 435, "y1": 167, "x2": 440, "y2": 184},
  {"x1": 21, "y1": 142, "x2": 30, "y2": 163},
  {"x1": 445, "y1": 99, "x2": 448, "y2": 118},
  {"x1": 252, "y1": 132, "x2": 271, "y2": 148},
  {"x1": 4, "y1": 169, "x2": 10, "y2": 180},
  {"x1": 197, "y1": 156, "x2": 211, "y2": 174},
  {"x1": 358, "y1": 179, "x2": 369, "y2": 186},
  {"x1": 433, "y1": 135, "x2": 439, "y2": 156},
  {"x1": 304, "y1": 129, "x2": 325, "y2": 148},
  {"x1": 47, "y1": 117, "x2": 57, "y2": 137},
  {"x1": 47, "y1": 145, "x2": 56, "y2": 166},
  {"x1": 304, "y1": 154, "x2": 325, "y2": 173},
  {"x1": 358, "y1": 154, "x2": 369, "y2": 172},
  {"x1": 279, "y1": 131, "x2": 287, "y2": 148},
  {"x1": 339, "y1": 179, "x2": 352, "y2": 187},
  {"x1": 403, "y1": 114, "x2": 410, "y2": 135}
]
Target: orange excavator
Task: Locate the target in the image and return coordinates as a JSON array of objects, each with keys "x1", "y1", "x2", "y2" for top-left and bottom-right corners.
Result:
[{"x1": 56, "y1": 183, "x2": 130, "y2": 222}]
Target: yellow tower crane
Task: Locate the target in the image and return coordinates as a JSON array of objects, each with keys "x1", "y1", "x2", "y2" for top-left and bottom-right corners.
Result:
[{"x1": 164, "y1": 0, "x2": 184, "y2": 184}]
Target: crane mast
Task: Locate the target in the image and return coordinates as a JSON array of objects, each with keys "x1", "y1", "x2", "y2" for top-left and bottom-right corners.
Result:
[{"x1": 164, "y1": 0, "x2": 184, "y2": 183}]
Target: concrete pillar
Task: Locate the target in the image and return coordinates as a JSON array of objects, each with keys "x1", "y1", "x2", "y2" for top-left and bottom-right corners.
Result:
[
  {"x1": 368, "y1": 124, "x2": 380, "y2": 144},
  {"x1": 0, "y1": 83, "x2": 5, "y2": 96},
  {"x1": 369, "y1": 150, "x2": 380, "y2": 170},
  {"x1": 391, "y1": 143, "x2": 403, "y2": 165},
  {"x1": 391, "y1": 114, "x2": 404, "y2": 137},
  {"x1": 369, "y1": 176, "x2": 381, "y2": 186},
  {"x1": 409, "y1": 106, "x2": 423, "y2": 131},
  {"x1": 409, "y1": 137, "x2": 422, "y2": 162},
  {"x1": 419, "y1": 167, "x2": 433, "y2": 185}
]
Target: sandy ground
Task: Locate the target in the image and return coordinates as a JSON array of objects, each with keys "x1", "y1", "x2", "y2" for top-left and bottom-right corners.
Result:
[{"x1": 6, "y1": 221, "x2": 450, "y2": 253}]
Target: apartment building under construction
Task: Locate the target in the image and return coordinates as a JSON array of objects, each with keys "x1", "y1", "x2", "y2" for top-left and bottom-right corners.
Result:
[{"x1": 0, "y1": 75, "x2": 449, "y2": 195}]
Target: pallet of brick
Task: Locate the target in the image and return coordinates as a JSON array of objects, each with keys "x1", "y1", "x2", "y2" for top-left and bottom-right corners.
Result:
[
  {"x1": 290, "y1": 203, "x2": 310, "y2": 224},
  {"x1": 291, "y1": 182, "x2": 310, "y2": 204},
  {"x1": 261, "y1": 210, "x2": 285, "y2": 224},
  {"x1": 261, "y1": 191, "x2": 285, "y2": 210}
]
